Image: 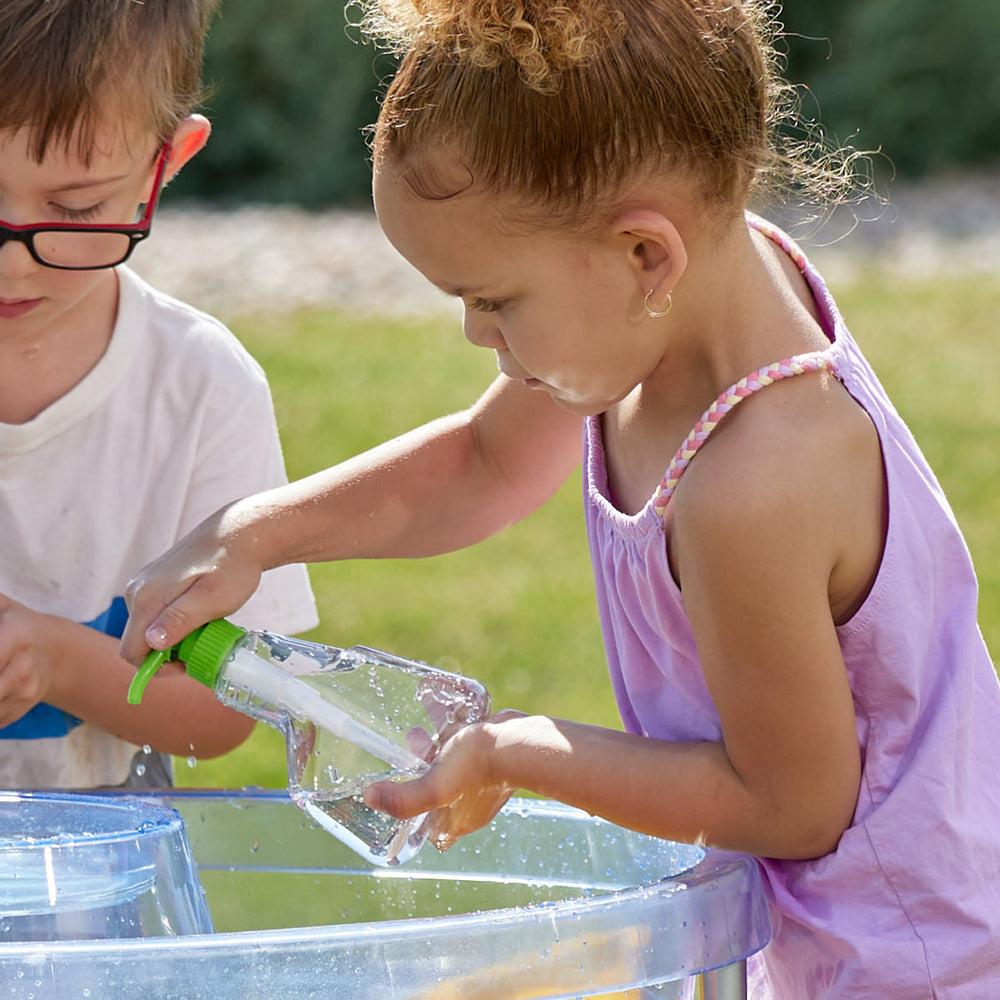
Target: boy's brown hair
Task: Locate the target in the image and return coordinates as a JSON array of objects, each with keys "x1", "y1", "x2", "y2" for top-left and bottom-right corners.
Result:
[
  {"x1": 0, "y1": 0, "x2": 219, "y2": 161},
  {"x1": 362, "y1": 0, "x2": 859, "y2": 222}
]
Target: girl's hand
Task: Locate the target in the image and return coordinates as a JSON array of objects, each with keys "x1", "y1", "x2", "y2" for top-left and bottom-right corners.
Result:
[
  {"x1": 120, "y1": 500, "x2": 266, "y2": 666},
  {"x1": 365, "y1": 710, "x2": 525, "y2": 851}
]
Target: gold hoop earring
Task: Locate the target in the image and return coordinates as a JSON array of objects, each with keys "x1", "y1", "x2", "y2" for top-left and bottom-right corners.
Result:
[{"x1": 644, "y1": 289, "x2": 673, "y2": 319}]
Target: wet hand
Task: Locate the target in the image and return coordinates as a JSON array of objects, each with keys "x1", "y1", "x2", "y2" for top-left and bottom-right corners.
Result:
[
  {"x1": 119, "y1": 502, "x2": 265, "y2": 666},
  {"x1": 364, "y1": 710, "x2": 525, "y2": 851}
]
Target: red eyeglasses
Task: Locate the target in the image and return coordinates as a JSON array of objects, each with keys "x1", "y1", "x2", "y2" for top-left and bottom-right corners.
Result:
[{"x1": 0, "y1": 142, "x2": 171, "y2": 271}]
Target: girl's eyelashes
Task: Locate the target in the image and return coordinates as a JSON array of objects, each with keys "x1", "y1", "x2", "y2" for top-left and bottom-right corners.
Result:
[{"x1": 468, "y1": 296, "x2": 508, "y2": 313}]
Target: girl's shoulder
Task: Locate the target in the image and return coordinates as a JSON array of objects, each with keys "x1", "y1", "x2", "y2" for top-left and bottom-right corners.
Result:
[
  {"x1": 677, "y1": 362, "x2": 863, "y2": 513},
  {"x1": 669, "y1": 360, "x2": 885, "y2": 622}
]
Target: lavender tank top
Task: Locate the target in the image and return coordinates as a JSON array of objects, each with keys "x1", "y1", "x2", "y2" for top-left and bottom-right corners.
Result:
[{"x1": 583, "y1": 217, "x2": 1000, "y2": 998}]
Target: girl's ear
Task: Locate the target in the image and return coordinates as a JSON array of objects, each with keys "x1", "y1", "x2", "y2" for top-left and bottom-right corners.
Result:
[
  {"x1": 611, "y1": 209, "x2": 689, "y2": 316},
  {"x1": 162, "y1": 114, "x2": 211, "y2": 183}
]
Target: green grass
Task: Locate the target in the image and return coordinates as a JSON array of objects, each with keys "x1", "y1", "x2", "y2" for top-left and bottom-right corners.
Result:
[
  {"x1": 834, "y1": 274, "x2": 1000, "y2": 633},
  {"x1": 176, "y1": 273, "x2": 1000, "y2": 788}
]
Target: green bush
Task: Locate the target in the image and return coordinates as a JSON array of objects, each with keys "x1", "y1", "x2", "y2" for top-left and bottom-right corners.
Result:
[
  {"x1": 782, "y1": 0, "x2": 1000, "y2": 176},
  {"x1": 171, "y1": 0, "x2": 395, "y2": 207}
]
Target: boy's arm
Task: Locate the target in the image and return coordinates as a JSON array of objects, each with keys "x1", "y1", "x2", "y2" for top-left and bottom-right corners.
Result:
[
  {"x1": 121, "y1": 376, "x2": 582, "y2": 664},
  {"x1": 0, "y1": 595, "x2": 253, "y2": 757}
]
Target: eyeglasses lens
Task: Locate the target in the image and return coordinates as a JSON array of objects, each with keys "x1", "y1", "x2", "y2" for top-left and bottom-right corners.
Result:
[{"x1": 32, "y1": 231, "x2": 134, "y2": 269}]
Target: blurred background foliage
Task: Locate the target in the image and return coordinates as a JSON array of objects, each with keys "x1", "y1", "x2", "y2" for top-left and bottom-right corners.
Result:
[
  {"x1": 170, "y1": 0, "x2": 1000, "y2": 208},
  {"x1": 780, "y1": 0, "x2": 1000, "y2": 177},
  {"x1": 173, "y1": 0, "x2": 397, "y2": 206}
]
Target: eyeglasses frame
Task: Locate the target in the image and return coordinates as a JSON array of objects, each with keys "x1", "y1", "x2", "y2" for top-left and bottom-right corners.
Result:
[{"x1": 0, "y1": 140, "x2": 172, "y2": 271}]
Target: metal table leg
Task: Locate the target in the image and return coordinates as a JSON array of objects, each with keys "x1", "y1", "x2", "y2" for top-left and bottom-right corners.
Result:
[{"x1": 701, "y1": 959, "x2": 748, "y2": 1000}]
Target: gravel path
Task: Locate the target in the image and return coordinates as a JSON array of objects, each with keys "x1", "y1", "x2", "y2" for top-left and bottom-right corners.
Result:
[
  {"x1": 131, "y1": 205, "x2": 463, "y2": 322},
  {"x1": 130, "y1": 171, "x2": 1000, "y2": 322}
]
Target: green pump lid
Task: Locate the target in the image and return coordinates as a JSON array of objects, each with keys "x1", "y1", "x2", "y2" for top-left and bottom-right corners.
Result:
[{"x1": 127, "y1": 618, "x2": 248, "y2": 705}]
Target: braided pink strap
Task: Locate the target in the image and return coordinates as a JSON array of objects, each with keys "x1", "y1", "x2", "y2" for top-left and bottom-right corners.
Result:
[{"x1": 651, "y1": 352, "x2": 835, "y2": 515}]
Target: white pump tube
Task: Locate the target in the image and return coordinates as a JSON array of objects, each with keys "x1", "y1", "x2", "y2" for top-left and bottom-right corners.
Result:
[{"x1": 224, "y1": 647, "x2": 428, "y2": 773}]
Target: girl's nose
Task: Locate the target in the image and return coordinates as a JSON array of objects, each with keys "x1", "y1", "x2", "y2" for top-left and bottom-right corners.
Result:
[{"x1": 462, "y1": 307, "x2": 506, "y2": 351}]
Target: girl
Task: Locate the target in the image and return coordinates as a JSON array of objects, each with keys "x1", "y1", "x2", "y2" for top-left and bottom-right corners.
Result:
[{"x1": 121, "y1": 1, "x2": 1000, "y2": 994}]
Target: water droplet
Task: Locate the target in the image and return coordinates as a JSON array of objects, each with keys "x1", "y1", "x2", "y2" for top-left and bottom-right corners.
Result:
[
  {"x1": 186, "y1": 756, "x2": 198, "y2": 768},
  {"x1": 141, "y1": 744, "x2": 151, "y2": 755},
  {"x1": 135, "y1": 763, "x2": 146, "y2": 777}
]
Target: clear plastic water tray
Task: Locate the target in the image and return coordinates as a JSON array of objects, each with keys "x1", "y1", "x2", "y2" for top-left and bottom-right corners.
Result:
[
  {"x1": 0, "y1": 790, "x2": 769, "y2": 999},
  {"x1": 0, "y1": 792, "x2": 212, "y2": 942}
]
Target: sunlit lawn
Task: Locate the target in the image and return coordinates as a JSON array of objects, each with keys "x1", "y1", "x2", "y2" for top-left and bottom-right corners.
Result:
[{"x1": 176, "y1": 272, "x2": 1000, "y2": 788}]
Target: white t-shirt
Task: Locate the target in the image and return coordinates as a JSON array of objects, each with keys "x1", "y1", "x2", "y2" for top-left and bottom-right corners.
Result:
[{"x1": 0, "y1": 266, "x2": 318, "y2": 788}]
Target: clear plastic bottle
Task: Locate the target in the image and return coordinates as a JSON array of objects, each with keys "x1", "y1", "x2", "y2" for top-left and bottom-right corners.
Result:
[{"x1": 127, "y1": 619, "x2": 491, "y2": 866}]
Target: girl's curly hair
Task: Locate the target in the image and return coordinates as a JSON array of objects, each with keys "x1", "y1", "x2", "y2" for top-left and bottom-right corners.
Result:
[{"x1": 358, "y1": 0, "x2": 863, "y2": 222}]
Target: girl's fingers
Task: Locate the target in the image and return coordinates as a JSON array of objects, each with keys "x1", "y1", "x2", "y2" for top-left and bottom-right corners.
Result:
[
  {"x1": 120, "y1": 587, "x2": 196, "y2": 664},
  {"x1": 364, "y1": 771, "x2": 444, "y2": 819}
]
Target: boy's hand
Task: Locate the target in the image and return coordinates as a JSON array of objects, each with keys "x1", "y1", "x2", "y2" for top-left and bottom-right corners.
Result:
[
  {"x1": 364, "y1": 710, "x2": 524, "y2": 851},
  {"x1": 0, "y1": 594, "x2": 254, "y2": 757},
  {"x1": 120, "y1": 502, "x2": 265, "y2": 666},
  {"x1": 0, "y1": 594, "x2": 57, "y2": 728}
]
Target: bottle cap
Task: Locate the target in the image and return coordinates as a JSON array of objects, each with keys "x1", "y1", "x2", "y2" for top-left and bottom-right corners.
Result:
[{"x1": 127, "y1": 618, "x2": 248, "y2": 704}]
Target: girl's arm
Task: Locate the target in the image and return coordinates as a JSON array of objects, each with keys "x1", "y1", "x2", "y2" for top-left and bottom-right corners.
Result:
[
  {"x1": 120, "y1": 376, "x2": 582, "y2": 665},
  {"x1": 369, "y1": 377, "x2": 877, "y2": 861}
]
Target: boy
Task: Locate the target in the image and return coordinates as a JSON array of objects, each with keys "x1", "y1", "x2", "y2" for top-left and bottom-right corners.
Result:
[{"x1": 0, "y1": 0, "x2": 317, "y2": 787}]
